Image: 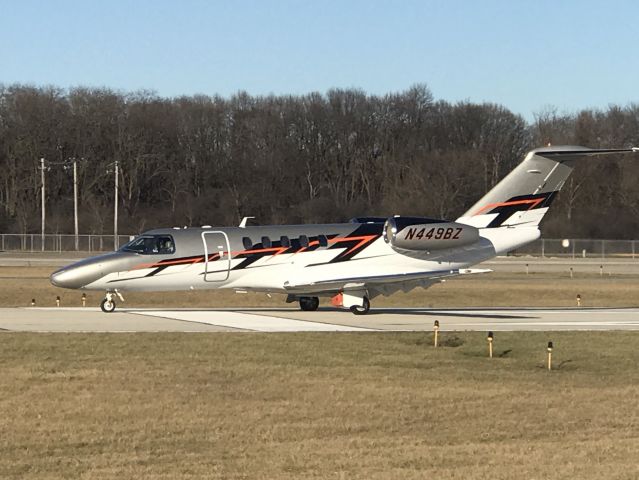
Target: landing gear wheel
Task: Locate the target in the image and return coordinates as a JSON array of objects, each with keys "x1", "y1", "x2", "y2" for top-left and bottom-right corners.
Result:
[
  {"x1": 100, "y1": 298, "x2": 116, "y2": 313},
  {"x1": 349, "y1": 296, "x2": 370, "y2": 315},
  {"x1": 299, "y1": 296, "x2": 320, "y2": 311}
]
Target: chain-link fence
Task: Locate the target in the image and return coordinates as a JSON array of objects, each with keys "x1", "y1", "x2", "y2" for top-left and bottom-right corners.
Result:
[
  {"x1": 0, "y1": 234, "x2": 134, "y2": 253},
  {"x1": 512, "y1": 239, "x2": 638, "y2": 258}
]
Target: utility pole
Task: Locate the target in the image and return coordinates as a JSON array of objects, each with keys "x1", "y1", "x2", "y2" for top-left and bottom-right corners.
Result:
[
  {"x1": 40, "y1": 157, "x2": 45, "y2": 252},
  {"x1": 73, "y1": 159, "x2": 79, "y2": 251},
  {"x1": 114, "y1": 160, "x2": 119, "y2": 250}
]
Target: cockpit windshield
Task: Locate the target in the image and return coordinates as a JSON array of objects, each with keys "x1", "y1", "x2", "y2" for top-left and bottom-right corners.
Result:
[{"x1": 120, "y1": 235, "x2": 175, "y2": 255}]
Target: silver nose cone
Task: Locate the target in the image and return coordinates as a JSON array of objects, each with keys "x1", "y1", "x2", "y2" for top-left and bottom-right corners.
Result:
[
  {"x1": 50, "y1": 259, "x2": 106, "y2": 289},
  {"x1": 50, "y1": 266, "x2": 93, "y2": 289}
]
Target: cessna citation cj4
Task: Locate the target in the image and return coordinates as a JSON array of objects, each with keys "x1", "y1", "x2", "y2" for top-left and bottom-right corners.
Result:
[{"x1": 51, "y1": 146, "x2": 638, "y2": 314}]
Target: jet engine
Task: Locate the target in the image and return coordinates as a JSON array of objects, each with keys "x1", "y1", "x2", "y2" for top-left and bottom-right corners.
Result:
[{"x1": 383, "y1": 216, "x2": 480, "y2": 251}]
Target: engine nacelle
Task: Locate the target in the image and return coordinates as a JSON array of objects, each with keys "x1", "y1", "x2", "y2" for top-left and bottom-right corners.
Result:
[{"x1": 383, "y1": 216, "x2": 480, "y2": 251}]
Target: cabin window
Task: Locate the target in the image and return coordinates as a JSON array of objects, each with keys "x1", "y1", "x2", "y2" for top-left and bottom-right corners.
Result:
[
  {"x1": 121, "y1": 235, "x2": 175, "y2": 255},
  {"x1": 318, "y1": 234, "x2": 328, "y2": 247},
  {"x1": 242, "y1": 237, "x2": 253, "y2": 250},
  {"x1": 299, "y1": 235, "x2": 309, "y2": 248},
  {"x1": 280, "y1": 235, "x2": 290, "y2": 248},
  {"x1": 261, "y1": 236, "x2": 272, "y2": 248}
]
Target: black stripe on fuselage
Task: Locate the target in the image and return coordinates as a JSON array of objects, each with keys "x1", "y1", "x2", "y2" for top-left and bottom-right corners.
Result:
[
  {"x1": 145, "y1": 265, "x2": 169, "y2": 277},
  {"x1": 124, "y1": 225, "x2": 383, "y2": 280},
  {"x1": 326, "y1": 223, "x2": 382, "y2": 263},
  {"x1": 230, "y1": 234, "x2": 340, "y2": 270}
]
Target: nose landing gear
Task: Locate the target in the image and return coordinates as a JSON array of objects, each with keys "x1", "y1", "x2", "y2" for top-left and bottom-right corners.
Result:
[{"x1": 100, "y1": 290, "x2": 124, "y2": 313}]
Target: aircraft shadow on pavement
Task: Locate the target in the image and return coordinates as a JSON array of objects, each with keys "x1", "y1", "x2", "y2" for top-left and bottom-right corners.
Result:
[
  {"x1": 186, "y1": 306, "x2": 538, "y2": 320},
  {"x1": 365, "y1": 308, "x2": 536, "y2": 319}
]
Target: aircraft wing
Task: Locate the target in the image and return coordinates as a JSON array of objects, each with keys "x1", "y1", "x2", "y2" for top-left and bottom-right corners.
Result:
[{"x1": 283, "y1": 268, "x2": 491, "y2": 295}]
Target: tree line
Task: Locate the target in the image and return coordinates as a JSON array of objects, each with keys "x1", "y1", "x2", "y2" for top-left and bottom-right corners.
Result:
[{"x1": 0, "y1": 83, "x2": 638, "y2": 239}]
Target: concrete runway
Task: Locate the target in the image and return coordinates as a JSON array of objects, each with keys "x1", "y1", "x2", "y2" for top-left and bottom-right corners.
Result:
[{"x1": 1, "y1": 307, "x2": 639, "y2": 332}]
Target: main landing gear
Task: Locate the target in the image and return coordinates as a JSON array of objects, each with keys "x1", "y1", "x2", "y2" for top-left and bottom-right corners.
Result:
[
  {"x1": 291, "y1": 292, "x2": 372, "y2": 315},
  {"x1": 299, "y1": 296, "x2": 320, "y2": 311},
  {"x1": 331, "y1": 291, "x2": 371, "y2": 315},
  {"x1": 349, "y1": 296, "x2": 370, "y2": 315},
  {"x1": 100, "y1": 291, "x2": 124, "y2": 313}
]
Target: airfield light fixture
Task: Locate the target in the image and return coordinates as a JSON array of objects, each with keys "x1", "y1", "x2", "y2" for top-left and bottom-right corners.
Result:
[{"x1": 487, "y1": 331, "x2": 494, "y2": 358}]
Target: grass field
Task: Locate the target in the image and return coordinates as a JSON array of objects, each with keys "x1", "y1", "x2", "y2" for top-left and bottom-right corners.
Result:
[
  {"x1": 1, "y1": 332, "x2": 639, "y2": 479},
  {"x1": 2, "y1": 266, "x2": 639, "y2": 309}
]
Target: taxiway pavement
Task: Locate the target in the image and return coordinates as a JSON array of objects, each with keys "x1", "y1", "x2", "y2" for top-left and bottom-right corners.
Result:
[{"x1": 1, "y1": 307, "x2": 639, "y2": 332}]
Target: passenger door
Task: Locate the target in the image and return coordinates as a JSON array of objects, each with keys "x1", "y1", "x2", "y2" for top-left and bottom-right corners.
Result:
[{"x1": 201, "y1": 231, "x2": 231, "y2": 282}]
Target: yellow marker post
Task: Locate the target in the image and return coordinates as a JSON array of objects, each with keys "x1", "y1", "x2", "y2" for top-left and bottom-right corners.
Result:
[
  {"x1": 576, "y1": 294, "x2": 581, "y2": 307},
  {"x1": 547, "y1": 341, "x2": 553, "y2": 371},
  {"x1": 56, "y1": 295, "x2": 60, "y2": 307},
  {"x1": 82, "y1": 293, "x2": 86, "y2": 307},
  {"x1": 487, "y1": 331, "x2": 494, "y2": 358},
  {"x1": 434, "y1": 320, "x2": 440, "y2": 348}
]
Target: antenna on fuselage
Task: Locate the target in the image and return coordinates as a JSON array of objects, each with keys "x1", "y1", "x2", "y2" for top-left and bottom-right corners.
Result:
[{"x1": 239, "y1": 216, "x2": 255, "y2": 228}]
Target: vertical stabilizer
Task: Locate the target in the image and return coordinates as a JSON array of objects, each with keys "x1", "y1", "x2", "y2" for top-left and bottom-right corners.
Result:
[{"x1": 457, "y1": 146, "x2": 637, "y2": 229}]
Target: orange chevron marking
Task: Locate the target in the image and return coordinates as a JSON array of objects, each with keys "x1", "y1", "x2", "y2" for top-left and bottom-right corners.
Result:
[
  {"x1": 231, "y1": 246, "x2": 288, "y2": 257},
  {"x1": 473, "y1": 197, "x2": 545, "y2": 216},
  {"x1": 132, "y1": 235, "x2": 379, "y2": 271},
  {"x1": 329, "y1": 235, "x2": 378, "y2": 256},
  {"x1": 132, "y1": 256, "x2": 207, "y2": 270},
  {"x1": 295, "y1": 240, "x2": 319, "y2": 255}
]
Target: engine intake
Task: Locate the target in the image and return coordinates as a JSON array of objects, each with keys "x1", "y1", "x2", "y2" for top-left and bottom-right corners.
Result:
[{"x1": 383, "y1": 216, "x2": 479, "y2": 251}]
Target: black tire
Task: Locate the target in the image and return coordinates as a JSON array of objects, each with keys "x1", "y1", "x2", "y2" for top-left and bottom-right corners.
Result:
[
  {"x1": 349, "y1": 296, "x2": 370, "y2": 315},
  {"x1": 299, "y1": 296, "x2": 320, "y2": 311},
  {"x1": 100, "y1": 298, "x2": 116, "y2": 313}
]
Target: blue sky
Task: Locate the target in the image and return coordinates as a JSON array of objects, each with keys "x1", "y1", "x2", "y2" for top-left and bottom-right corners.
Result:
[{"x1": 1, "y1": 0, "x2": 637, "y2": 121}]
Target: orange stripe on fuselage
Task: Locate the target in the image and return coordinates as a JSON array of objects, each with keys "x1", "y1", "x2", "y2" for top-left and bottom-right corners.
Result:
[
  {"x1": 132, "y1": 255, "x2": 209, "y2": 270},
  {"x1": 231, "y1": 246, "x2": 288, "y2": 256},
  {"x1": 295, "y1": 240, "x2": 320, "y2": 255},
  {"x1": 132, "y1": 235, "x2": 378, "y2": 271}
]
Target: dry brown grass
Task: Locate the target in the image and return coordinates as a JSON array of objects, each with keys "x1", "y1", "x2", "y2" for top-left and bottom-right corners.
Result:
[
  {"x1": 1, "y1": 332, "x2": 639, "y2": 479},
  {"x1": 2, "y1": 266, "x2": 639, "y2": 309}
]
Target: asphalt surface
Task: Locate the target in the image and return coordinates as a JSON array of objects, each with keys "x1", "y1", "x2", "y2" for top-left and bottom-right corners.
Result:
[{"x1": 2, "y1": 307, "x2": 639, "y2": 332}]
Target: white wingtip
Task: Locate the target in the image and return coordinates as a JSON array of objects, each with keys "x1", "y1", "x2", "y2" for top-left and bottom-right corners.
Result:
[{"x1": 460, "y1": 268, "x2": 492, "y2": 275}]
